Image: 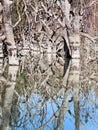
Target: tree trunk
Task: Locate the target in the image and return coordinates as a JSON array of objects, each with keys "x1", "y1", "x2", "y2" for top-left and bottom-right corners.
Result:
[
  {"x1": 1, "y1": 65, "x2": 18, "y2": 130},
  {"x1": 3, "y1": 0, "x2": 18, "y2": 65}
]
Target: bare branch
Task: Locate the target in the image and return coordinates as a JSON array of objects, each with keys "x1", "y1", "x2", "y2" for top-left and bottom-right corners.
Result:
[
  {"x1": 13, "y1": 0, "x2": 21, "y2": 28},
  {"x1": 80, "y1": 32, "x2": 98, "y2": 43}
]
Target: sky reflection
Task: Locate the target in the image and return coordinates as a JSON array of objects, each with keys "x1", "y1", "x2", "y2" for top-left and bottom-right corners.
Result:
[{"x1": 0, "y1": 54, "x2": 98, "y2": 130}]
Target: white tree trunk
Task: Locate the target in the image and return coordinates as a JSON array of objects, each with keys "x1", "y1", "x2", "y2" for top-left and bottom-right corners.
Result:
[
  {"x1": 2, "y1": 65, "x2": 18, "y2": 130},
  {"x1": 3, "y1": 0, "x2": 18, "y2": 65}
]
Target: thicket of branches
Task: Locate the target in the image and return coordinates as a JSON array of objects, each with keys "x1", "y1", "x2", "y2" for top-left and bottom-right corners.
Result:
[
  {"x1": 10, "y1": 0, "x2": 98, "y2": 58},
  {"x1": 11, "y1": 0, "x2": 80, "y2": 56}
]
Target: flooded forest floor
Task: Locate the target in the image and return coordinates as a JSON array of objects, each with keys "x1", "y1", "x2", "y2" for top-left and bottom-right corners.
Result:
[{"x1": 0, "y1": 0, "x2": 98, "y2": 130}]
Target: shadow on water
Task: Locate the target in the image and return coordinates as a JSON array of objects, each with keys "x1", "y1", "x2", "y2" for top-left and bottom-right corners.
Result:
[{"x1": 0, "y1": 52, "x2": 98, "y2": 130}]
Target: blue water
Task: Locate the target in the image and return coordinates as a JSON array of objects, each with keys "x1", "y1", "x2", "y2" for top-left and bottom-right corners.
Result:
[{"x1": 11, "y1": 86, "x2": 98, "y2": 130}]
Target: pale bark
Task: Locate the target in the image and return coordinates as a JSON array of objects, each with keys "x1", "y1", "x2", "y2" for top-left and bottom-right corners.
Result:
[
  {"x1": 67, "y1": 58, "x2": 80, "y2": 130},
  {"x1": 3, "y1": 0, "x2": 18, "y2": 65},
  {"x1": 0, "y1": 2, "x2": 5, "y2": 73},
  {"x1": 1, "y1": 65, "x2": 18, "y2": 130}
]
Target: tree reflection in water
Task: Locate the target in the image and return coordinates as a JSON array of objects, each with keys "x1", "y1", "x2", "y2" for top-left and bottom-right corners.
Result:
[
  {"x1": 0, "y1": 52, "x2": 98, "y2": 130},
  {"x1": 0, "y1": 64, "x2": 18, "y2": 130}
]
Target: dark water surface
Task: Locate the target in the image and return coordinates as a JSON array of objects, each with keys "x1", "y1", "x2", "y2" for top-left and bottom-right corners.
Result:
[{"x1": 0, "y1": 54, "x2": 98, "y2": 130}]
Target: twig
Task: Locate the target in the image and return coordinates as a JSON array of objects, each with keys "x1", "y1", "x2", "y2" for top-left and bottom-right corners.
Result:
[
  {"x1": 22, "y1": 0, "x2": 30, "y2": 25},
  {"x1": 13, "y1": 0, "x2": 21, "y2": 28},
  {"x1": 80, "y1": 32, "x2": 97, "y2": 43}
]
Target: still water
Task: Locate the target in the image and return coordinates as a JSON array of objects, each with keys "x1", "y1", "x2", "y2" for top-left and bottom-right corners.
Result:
[{"x1": 0, "y1": 53, "x2": 98, "y2": 130}]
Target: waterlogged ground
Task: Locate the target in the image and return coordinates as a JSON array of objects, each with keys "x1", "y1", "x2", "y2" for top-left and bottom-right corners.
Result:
[{"x1": 0, "y1": 53, "x2": 98, "y2": 130}]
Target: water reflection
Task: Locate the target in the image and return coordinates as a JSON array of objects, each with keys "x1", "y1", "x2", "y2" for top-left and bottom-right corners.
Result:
[
  {"x1": 0, "y1": 53, "x2": 98, "y2": 130},
  {"x1": 0, "y1": 64, "x2": 18, "y2": 130}
]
